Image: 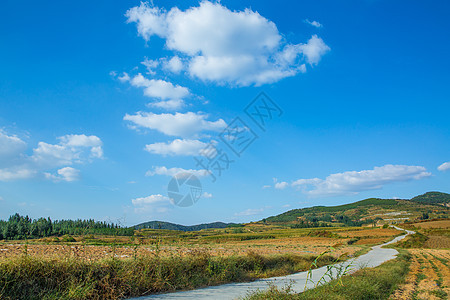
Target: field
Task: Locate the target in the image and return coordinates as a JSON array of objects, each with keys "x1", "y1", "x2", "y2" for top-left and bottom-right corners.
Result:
[
  {"x1": 390, "y1": 249, "x2": 450, "y2": 300},
  {"x1": 0, "y1": 225, "x2": 400, "y2": 261},
  {"x1": 410, "y1": 220, "x2": 450, "y2": 229},
  {"x1": 390, "y1": 219, "x2": 450, "y2": 299},
  {"x1": 244, "y1": 219, "x2": 450, "y2": 300},
  {"x1": 0, "y1": 225, "x2": 402, "y2": 299}
]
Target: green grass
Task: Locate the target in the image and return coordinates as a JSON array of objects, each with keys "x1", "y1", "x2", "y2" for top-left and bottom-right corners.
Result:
[
  {"x1": 0, "y1": 251, "x2": 338, "y2": 300},
  {"x1": 243, "y1": 252, "x2": 411, "y2": 300},
  {"x1": 395, "y1": 232, "x2": 428, "y2": 248}
]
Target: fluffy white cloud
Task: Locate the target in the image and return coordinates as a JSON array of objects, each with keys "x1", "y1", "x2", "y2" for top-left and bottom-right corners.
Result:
[
  {"x1": 44, "y1": 167, "x2": 80, "y2": 182},
  {"x1": 274, "y1": 181, "x2": 289, "y2": 190},
  {"x1": 146, "y1": 166, "x2": 209, "y2": 177},
  {"x1": 126, "y1": 1, "x2": 330, "y2": 86},
  {"x1": 131, "y1": 194, "x2": 172, "y2": 214},
  {"x1": 131, "y1": 73, "x2": 189, "y2": 99},
  {"x1": 59, "y1": 134, "x2": 102, "y2": 148},
  {"x1": 292, "y1": 164, "x2": 431, "y2": 197},
  {"x1": 124, "y1": 111, "x2": 226, "y2": 137},
  {"x1": 132, "y1": 194, "x2": 170, "y2": 205},
  {"x1": 305, "y1": 19, "x2": 323, "y2": 28},
  {"x1": 299, "y1": 35, "x2": 330, "y2": 65},
  {"x1": 163, "y1": 56, "x2": 184, "y2": 73},
  {"x1": 145, "y1": 139, "x2": 207, "y2": 156},
  {"x1": 0, "y1": 131, "x2": 103, "y2": 182},
  {"x1": 0, "y1": 130, "x2": 27, "y2": 162},
  {"x1": 32, "y1": 134, "x2": 103, "y2": 167},
  {"x1": 438, "y1": 162, "x2": 450, "y2": 172},
  {"x1": 120, "y1": 73, "x2": 189, "y2": 110}
]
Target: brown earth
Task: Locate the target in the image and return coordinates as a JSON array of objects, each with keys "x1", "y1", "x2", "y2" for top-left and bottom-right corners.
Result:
[{"x1": 390, "y1": 249, "x2": 449, "y2": 300}]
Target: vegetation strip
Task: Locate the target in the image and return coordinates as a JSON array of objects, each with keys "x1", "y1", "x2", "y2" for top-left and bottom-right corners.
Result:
[
  {"x1": 0, "y1": 251, "x2": 338, "y2": 300},
  {"x1": 243, "y1": 251, "x2": 411, "y2": 300}
]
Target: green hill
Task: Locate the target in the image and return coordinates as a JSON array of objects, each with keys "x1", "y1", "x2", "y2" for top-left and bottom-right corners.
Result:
[
  {"x1": 133, "y1": 221, "x2": 235, "y2": 231},
  {"x1": 410, "y1": 191, "x2": 450, "y2": 205},
  {"x1": 264, "y1": 192, "x2": 449, "y2": 227}
]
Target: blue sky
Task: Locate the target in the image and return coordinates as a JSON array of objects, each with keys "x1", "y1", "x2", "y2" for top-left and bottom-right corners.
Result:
[{"x1": 0, "y1": 0, "x2": 449, "y2": 226}]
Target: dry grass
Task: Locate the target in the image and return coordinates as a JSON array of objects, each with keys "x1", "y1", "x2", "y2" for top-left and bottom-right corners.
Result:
[
  {"x1": 0, "y1": 226, "x2": 405, "y2": 299},
  {"x1": 423, "y1": 235, "x2": 450, "y2": 249},
  {"x1": 1, "y1": 226, "x2": 401, "y2": 261},
  {"x1": 335, "y1": 228, "x2": 400, "y2": 238},
  {"x1": 411, "y1": 220, "x2": 450, "y2": 229}
]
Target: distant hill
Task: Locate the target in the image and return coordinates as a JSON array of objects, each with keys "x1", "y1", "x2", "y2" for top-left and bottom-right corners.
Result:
[
  {"x1": 264, "y1": 192, "x2": 449, "y2": 227},
  {"x1": 133, "y1": 221, "x2": 236, "y2": 231},
  {"x1": 410, "y1": 191, "x2": 450, "y2": 205}
]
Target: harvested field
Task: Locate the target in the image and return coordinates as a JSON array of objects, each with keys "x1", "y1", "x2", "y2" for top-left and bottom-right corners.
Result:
[
  {"x1": 335, "y1": 228, "x2": 400, "y2": 238},
  {"x1": 423, "y1": 235, "x2": 450, "y2": 249},
  {"x1": 0, "y1": 237, "x2": 359, "y2": 261},
  {"x1": 390, "y1": 249, "x2": 450, "y2": 300},
  {"x1": 411, "y1": 219, "x2": 450, "y2": 229},
  {"x1": 0, "y1": 226, "x2": 401, "y2": 261}
]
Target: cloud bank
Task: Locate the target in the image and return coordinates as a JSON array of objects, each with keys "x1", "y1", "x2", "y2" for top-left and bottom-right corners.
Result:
[{"x1": 126, "y1": 1, "x2": 330, "y2": 86}]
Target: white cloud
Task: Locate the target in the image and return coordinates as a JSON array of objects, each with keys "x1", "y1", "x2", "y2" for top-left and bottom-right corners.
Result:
[
  {"x1": 0, "y1": 196, "x2": 3, "y2": 202},
  {"x1": 60, "y1": 134, "x2": 102, "y2": 148},
  {"x1": 131, "y1": 73, "x2": 189, "y2": 100},
  {"x1": 124, "y1": 111, "x2": 226, "y2": 137},
  {"x1": 131, "y1": 194, "x2": 172, "y2": 214},
  {"x1": 145, "y1": 139, "x2": 207, "y2": 156},
  {"x1": 132, "y1": 194, "x2": 170, "y2": 205},
  {"x1": 0, "y1": 131, "x2": 103, "y2": 182},
  {"x1": 202, "y1": 192, "x2": 213, "y2": 199},
  {"x1": 234, "y1": 208, "x2": 264, "y2": 217},
  {"x1": 120, "y1": 73, "x2": 189, "y2": 110},
  {"x1": 0, "y1": 167, "x2": 36, "y2": 181},
  {"x1": 163, "y1": 56, "x2": 184, "y2": 73},
  {"x1": 141, "y1": 57, "x2": 159, "y2": 75},
  {"x1": 146, "y1": 166, "x2": 209, "y2": 177},
  {"x1": 32, "y1": 134, "x2": 104, "y2": 167},
  {"x1": 262, "y1": 185, "x2": 271, "y2": 189},
  {"x1": 148, "y1": 99, "x2": 184, "y2": 110},
  {"x1": 126, "y1": 1, "x2": 330, "y2": 86},
  {"x1": 299, "y1": 35, "x2": 330, "y2": 65},
  {"x1": 126, "y1": 4, "x2": 168, "y2": 40},
  {"x1": 305, "y1": 19, "x2": 323, "y2": 28},
  {"x1": 118, "y1": 72, "x2": 131, "y2": 82},
  {"x1": 438, "y1": 162, "x2": 450, "y2": 172},
  {"x1": 44, "y1": 167, "x2": 80, "y2": 182},
  {"x1": 0, "y1": 130, "x2": 27, "y2": 162},
  {"x1": 291, "y1": 164, "x2": 431, "y2": 197},
  {"x1": 274, "y1": 181, "x2": 289, "y2": 190}
]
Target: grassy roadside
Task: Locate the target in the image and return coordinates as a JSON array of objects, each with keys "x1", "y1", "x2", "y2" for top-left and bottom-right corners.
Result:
[
  {"x1": 0, "y1": 251, "x2": 339, "y2": 300},
  {"x1": 244, "y1": 251, "x2": 411, "y2": 300}
]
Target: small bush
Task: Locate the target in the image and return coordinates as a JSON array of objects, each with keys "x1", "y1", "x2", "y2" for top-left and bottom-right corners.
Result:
[{"x1": 62, "y1": 235, "x2": 76, "y2": 243}]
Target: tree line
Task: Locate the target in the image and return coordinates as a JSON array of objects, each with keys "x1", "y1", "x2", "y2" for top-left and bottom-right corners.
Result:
[{"x1": 0, "y1": 213, "x2": 134, "y2": 240}]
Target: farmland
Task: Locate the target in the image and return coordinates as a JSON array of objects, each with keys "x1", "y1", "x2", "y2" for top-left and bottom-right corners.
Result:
[
  {"x1": 0, "y1": 225, "x2": 400, "y2": 261},
  {"x1": 0, "y1": 225, "x2": 401, "y2": 299},
  {"x1": 0, "y1": 192, "x2": 448, "y2": 299},
  {"x1": 247, "y1": 219, "x2": 450, "y2": 300}
]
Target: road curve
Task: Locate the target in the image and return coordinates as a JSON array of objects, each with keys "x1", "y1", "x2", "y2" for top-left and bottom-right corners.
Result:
[{"x1": 130, "y1": 226, "x2": 414, "y2": 300}]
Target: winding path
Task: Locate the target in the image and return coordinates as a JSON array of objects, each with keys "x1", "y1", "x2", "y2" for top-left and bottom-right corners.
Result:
[{"x1": 131, "y1": 226, "x2": 414, "y2": 300}]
